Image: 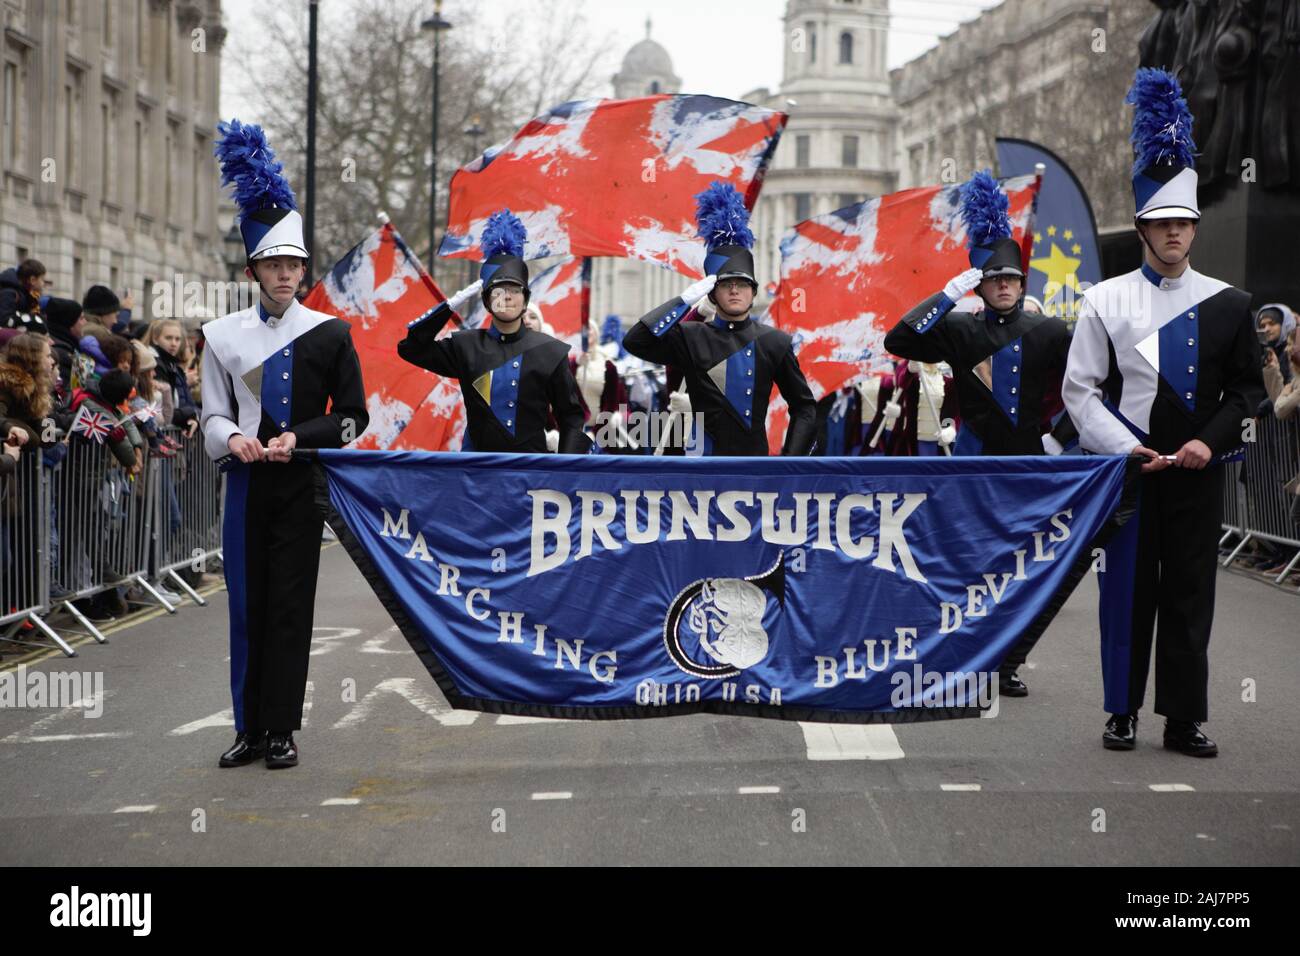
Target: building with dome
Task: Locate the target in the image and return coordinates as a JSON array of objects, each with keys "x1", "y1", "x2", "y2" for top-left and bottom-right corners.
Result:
[
  {"x1": 613, "y1": 18, "x2": 680, "y2": 99},
  {"x1": 590, "y1": 3, "x2": 900, "y2": 327},
  {"x1": 743, "y1": 0, "x2": 899, "y2": 302},
  {"x1": 588, "y1": 19, "x2": 686, "y2": 328}
]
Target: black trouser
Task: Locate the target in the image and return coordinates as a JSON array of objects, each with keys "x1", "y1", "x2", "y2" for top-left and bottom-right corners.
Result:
[
  {"x1": 1100, "y1": 467, "x2": 1222, "y2": 722},
  {"x1": 223, "y1": 460, "x2": 324, "y2": 734}
]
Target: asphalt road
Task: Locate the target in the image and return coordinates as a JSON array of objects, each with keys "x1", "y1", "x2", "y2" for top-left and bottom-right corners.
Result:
[{"x1": 1, "y1": 544, "x2": 1296, "y2": 866}]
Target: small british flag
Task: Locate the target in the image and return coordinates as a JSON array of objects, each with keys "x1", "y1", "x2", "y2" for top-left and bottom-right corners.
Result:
[{"x1": 71, "y1": 405, "x2": 115, "y2": 443}]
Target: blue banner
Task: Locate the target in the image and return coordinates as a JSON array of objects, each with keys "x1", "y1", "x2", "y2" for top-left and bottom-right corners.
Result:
[
  {"x1": 310, "y1": 451, "x2": 1136, "y2": 723},
  {"x1": 997, "y1": 137, "x2": 1103, "y2": 325}
]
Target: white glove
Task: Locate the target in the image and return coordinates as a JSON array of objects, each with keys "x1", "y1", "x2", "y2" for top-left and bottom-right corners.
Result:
[
  {"x1": 694, "y1": 294, "x2": 717, "y2": 318},
  {"x1": 668, "y1": 389, "x2": 692, "y2": 416},
  {"x1": 938, "y1": 424, "x2": 957, "y2": 447},
  {"x1": 447, "y1": 279, "x2": 484, "y2": 312},
  {"x1": 680, "y1": 274, "x2": 717, "y2": 306},
  {"x1": 545, "y1": 429, "x2": 559, "y2": 453},
  {"x1": 943, "y1": 268, "x2": 984, "y2": 301},
  {"x1": 883, "y1": 400, "x2": 902, "y2": 424},
  {"x1": 906, "y1": 360, "x2": 922, "y2": 374},
  {"x1": 1041, "y1": 433, "x2": 1064, "y2": 456}
]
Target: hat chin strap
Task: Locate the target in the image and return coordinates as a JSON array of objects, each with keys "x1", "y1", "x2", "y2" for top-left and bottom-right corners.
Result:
[{"x1": 1136, "y1": 220, "x2": 1193, "y2": 269}]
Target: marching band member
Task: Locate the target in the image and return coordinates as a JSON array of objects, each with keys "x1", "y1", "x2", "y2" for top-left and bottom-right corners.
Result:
[
  {"x1": 884, "y1": 169, "x2": 1075, "y2": 696},
  {"x1": 203, "y1": 120, "x2": 369, "y2": 769},
  {"x1": 398, "y1": 211, "x2": 589, "y2": 454},
  {"x1": 1064, "y1": 69, "x2": 1263, "y2": 757},
  {"x1": 623, "y1": 182, "x2": 816, "y2": 456}
]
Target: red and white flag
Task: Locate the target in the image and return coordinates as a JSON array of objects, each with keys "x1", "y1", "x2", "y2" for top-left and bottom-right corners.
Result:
[
  {"x1": 440, "y1": 95, "x2": 787, "y2": 279},
  {"x1": 761, "y1": 174, "x2": 1040, "y2": 454},
  {"x1": 303, "y1": 222, "x2": 466, "y2": 450},
  {"x1": 771, "y1": 174, "x2": 1041, "y2": 400}
]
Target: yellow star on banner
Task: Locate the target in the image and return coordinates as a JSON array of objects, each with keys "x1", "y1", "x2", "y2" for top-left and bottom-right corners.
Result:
[
  {"x1": 1063, "y1": 229, "x2": 1074, "y2": 240},
  {"x1": 1030, "y1": 242, "x2": 1083, "y2": 297},
  {"x1": 1046, "y1": 225, "x2": 1057, "y2": 237},
  {"x1": 1071, "y1": 243, "x2": 1082, "y2": 254}
]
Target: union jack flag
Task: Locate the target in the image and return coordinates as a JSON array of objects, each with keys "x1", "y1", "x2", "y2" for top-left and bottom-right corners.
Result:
[
  {"x1": 71, "y1": 405, "x2": 115, "y2": 443},
  {"x1": 303, "y1": 222, "x2": 460, "y2": 450},
  {"x1": 763, "y1": 174, "x2": 1041, "y2": 453},
  {"x1": 440, "y1": 95, "x2": 787, "y2": 279}
]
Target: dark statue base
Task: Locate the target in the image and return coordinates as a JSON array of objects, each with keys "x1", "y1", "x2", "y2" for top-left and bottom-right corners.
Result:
[{"x1": 1194, "y1": 177, "x2": 1300, "y2": 306}]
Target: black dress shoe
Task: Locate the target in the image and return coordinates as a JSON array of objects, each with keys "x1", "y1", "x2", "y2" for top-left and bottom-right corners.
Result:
[
  {"x1": 1103, "y1": 712, "x2": 1138, "y2": 750},
  {"x1": 1163, "y1": 720, "x2": 1218, "y2": 757},
  {"x1": 998, "y1": 670, "x2": 1029, "y2": 697},
  {"x1": 265, "y1": 732, "x2": 299, "y2": 769},
  {"x1": 218, "y1": 731, "x2": 266, "y2": 767}
]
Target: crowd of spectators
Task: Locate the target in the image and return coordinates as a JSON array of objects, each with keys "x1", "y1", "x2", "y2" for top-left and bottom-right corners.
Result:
[{"x1": 1, "y1": 258, "x2": 214, "y2": 634}]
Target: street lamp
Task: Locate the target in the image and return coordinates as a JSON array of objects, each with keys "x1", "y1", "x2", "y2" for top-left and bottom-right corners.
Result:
[
  {"x1": 222, "y1": 222, "x2": 244, "y2": 283},
  {"x1": 463, "y1": 116, "x2": 485, "y2": 160},
  {"x1": 422, "y1": 1, "x2": 453, "y2": 280}
]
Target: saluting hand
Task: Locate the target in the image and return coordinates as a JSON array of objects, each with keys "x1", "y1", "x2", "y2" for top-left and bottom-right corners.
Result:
[
  {"x1": 446, "y1": 279, "x2": 484, "y2": 314},
  {"x1": 680, "y1": 274, "x2": 717, "y2": 306},
  {"x1": 943, "y1": 268, "x2": 985, "y2": 301}
]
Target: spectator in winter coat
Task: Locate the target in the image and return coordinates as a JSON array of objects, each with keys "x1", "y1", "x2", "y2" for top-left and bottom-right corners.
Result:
[
  {"x1": 143, "y1": 319, "x2": 199, "y2": 436},
  {"x1": 0, "y1": 259, "x2": 48, "y2": 333}
]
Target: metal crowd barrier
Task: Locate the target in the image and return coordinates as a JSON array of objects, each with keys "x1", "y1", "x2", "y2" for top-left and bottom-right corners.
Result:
[
  {"x1": 0, "y1": 424, "x2": 225, "y2": 659},
  {"x1": 43, "y1": 434, "x2": 158, "y2": 646},
  {"x1": 1221, "y1": 414, "x2": 1300, "y2": 588},
  {"x1": 0, "y1": 451, "x2": 77, "y2": 655},
  {"x1": 151, "y1": 426, "x2": 224, "y2": 606}
]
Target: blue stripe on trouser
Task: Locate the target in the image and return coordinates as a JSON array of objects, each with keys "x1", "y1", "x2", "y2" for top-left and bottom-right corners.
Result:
[
  {"x1": 223, "y1": 464, "x2": 251, "y2": 733},
  {"x1": 1098, "y1": 484, "x2": 1140, "y2": 715}
]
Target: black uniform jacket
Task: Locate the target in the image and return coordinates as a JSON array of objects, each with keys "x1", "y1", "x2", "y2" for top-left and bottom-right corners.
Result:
[
  {"x1": 398, "y1": 302, "x2": 588, "y2": 454},
  {"x1": 623, "y1": 296, "x2": 817, "y2": 456},
  {"x1": 885, "y1": 292, "x2": 1075, "y2": 455}
]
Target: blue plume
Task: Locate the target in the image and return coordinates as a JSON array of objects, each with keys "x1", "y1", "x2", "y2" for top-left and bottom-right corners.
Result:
[
  {"x1": 480, "y1": 209, "x2": 527, "y2": 259},
  {"x1": 1126, "y1": 67, "x2": 1196, "y2": 174},
  {"x1": 694, "y1": 181, "x2": 754, "y2": 250},
  {"x1": 214, "y1": 119, "x2": 297, "y2": 214},
  {"x1": 959, "y1": 169, "x2": 1011, "y2": 247}
]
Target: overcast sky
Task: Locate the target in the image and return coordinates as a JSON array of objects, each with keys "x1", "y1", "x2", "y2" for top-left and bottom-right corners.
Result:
[{"x1": 220, "y1": 0, "x2": 1004, "y2": 122}]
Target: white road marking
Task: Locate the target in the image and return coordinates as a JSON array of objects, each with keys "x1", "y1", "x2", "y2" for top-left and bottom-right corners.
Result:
[
  {"x1": 308, "y1": 626, "x2": 362, "y2": 657},
  {"x1": 799, "y1": 722, "x2": 904, "y2": 760},
  {"x1": 359, "y1": 626, "x2": 405, "y2": 655},
  {"x1": 940, "y1": 784, "x2": 982, "y2": 791},
  {"x1": 1149, "y1": 783, "x2": 1195, "y2": 792},
  {"x1": 170, "y1": 682, "x2": 313, "y2": 734},
  {"x1": 332, "y1": 678, "x2": 478, "y2": 728},
  {"x1": 1, "y1": 691, "x2": 128, "y2": 743},
  {"x1": 168, "y1": 709, "x2": 234, "y2": 736},
  {"x1": 320, "y1": 798, "x2": 361, "y2": 806},
  {"x1": 114, "y1": 805, "x2": 157, "y2": 813},
  {"x1": 530, "y1": 792, "x2": 573, "y2": 800},
  {"x1": 738, "y1": 786, "x2": 781, "y2": 794}
]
